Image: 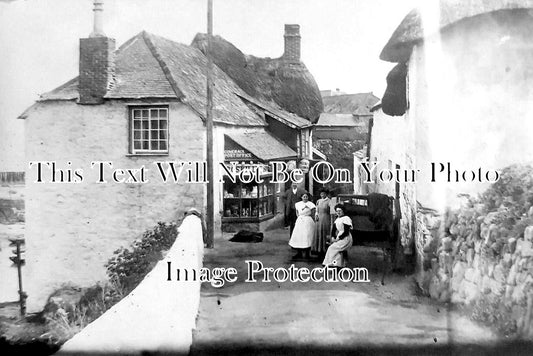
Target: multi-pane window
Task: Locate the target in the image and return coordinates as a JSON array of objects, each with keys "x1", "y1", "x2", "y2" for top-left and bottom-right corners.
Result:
[
  {"x1": 223, "y1": 178, "x2": 275, "y2": 219},
  {"x1": 130, "y1": 107, "x2": 168, "y2": 154}
]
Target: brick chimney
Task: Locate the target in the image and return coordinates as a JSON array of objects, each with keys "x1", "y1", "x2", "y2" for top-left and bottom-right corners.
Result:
[
  {"x1": 283, "y1": 24, "x2": 301, "y2": 62},
  {"x1": 79, "y1": 0, "x2": 115, "y2": 104}
]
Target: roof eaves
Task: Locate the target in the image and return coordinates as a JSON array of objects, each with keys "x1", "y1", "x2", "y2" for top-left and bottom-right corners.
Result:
[
  {"x1": 37, "y1": 97, "x2": 78, "y2": 103},
  {"x1": 38, "y1": 77, "x2": 79, "y2": 102},
  {"x1": 236, "y1": 93, "x2": 311, "y2": 129},
  {"x1": 17, "y1": 102, "x2": 39, "y2": 120},
  {"x1": 181, "y1": 97, "x2": 206, "y2": 121},
  {"x1": 266, "y1": 111, "x2": 310, "y2": 129},
  {"x1": 371, "y1": 101, "x2": 383, "y2": 112},
  {"x1": 312, "y1": 147, "x2": 327, "y2": 160},
  {"x1": 211, "y1": 120, "x2": 265, "y2": 128}
]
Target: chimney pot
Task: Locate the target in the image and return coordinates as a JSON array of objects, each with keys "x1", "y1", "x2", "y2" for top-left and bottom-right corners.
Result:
[
  {"x1": 90, "y1": 0, "x2": 105, "y2": 38},
  {"x1": 283, "y1": 24, "x2": 301, "y2": 62}
]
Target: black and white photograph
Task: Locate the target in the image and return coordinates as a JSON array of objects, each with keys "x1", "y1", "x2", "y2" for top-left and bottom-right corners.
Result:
[{"x1": 1, "y1": 0, "x2": 533, "y2": 355}]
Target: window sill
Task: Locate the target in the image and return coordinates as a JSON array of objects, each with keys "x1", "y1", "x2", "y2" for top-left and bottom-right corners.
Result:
[
  {"x1": 126, "y1": 153, "x2": 169, "y2": 157},
  {"x1": 222, "y1": 214, "x2": 274, "y2": 223}
]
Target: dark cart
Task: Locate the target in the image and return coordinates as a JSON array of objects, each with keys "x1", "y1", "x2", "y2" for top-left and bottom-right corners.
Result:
[{"x1": 336, "y1": 193, "x2": 401, "y2": 284}]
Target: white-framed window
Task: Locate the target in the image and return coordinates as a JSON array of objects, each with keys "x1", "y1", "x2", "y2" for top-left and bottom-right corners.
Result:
[{"x1": 130, "y1": 107, "x2": 169, "y2": 154}]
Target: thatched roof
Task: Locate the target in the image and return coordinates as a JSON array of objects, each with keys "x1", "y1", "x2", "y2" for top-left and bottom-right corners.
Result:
[
  {"x1": 381, "y1": 0, "x2": 533, "y2": 62},
  {"x1": 379, "y1": 0, "x2": 533, "y2": 116},
  {"x1": 322, "y1": 92, "x2": 379, "y2": 115},
  {"x1": 191, "y1": 33, "x2": 323, "y2": 123}
]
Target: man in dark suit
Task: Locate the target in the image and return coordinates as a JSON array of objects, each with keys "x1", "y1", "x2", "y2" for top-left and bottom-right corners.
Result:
[{"x1": 282, "y1": 182, "x2": 306, "y2": 237}]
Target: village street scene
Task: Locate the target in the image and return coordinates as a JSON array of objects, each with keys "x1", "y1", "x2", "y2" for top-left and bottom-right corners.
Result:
[{"x1": 1, "y1": 0, "x2": 533, "y2": 355}]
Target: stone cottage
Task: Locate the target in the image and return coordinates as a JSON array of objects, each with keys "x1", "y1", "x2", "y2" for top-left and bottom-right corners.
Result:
[
  {"x1": 369, "y1": 0, "x2": 533, "y2": 335},
  {"x1": 19, "y1": 4, "x2": 322, "y2": 311}
]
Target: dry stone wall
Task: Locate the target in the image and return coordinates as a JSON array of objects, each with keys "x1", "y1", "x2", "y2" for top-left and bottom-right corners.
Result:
[
  {"x1": 415, "y1": 165, "x2": 533, "y2": 337},
  {"x1": 416, "y1": 203, "x2": 533, "y2": 338}
]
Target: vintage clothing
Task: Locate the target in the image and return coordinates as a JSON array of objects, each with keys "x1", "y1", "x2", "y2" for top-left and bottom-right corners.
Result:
[
  {"x1": 312, "y1": 197, "x2": 331, "y2": 254},
  {"x1": 283, "y1": 187, "x2": 306, "y2": 236},
  {"x1": 288, "y1": 201, "x2": 316, "y2": 249},
  {"x1": 323, "y1": 215, "x2": 353, "y2": 267}
]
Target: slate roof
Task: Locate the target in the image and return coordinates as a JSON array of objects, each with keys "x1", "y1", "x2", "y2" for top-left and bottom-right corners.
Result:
[
  {"x1": 322, "y1": 93, "x2": 380, "y2": 115},
  {"x1": 316, "y1": 113, "x2": 366, "y2": 127},
  {"x1": 39, "y1": 77, "x2": 79, "y2": 101},
  {"x1": 224, "y1": 131, "x2": 297, "y2": 161},
  {"x1": 41, "y1": 31, "x2": 322, "y2": 127},
  {"x1": 106, "y1": 33, "x2": 178, "y2": 99},
  {"x1": 237, "y1": 93, "x2": 312, "y2": 129},
  {"x1": 143, "y1": 33, "x2": 264, "y2": 126},
  {"x1": 380, "y1": 0, "x2": 533, "y2": 62}
]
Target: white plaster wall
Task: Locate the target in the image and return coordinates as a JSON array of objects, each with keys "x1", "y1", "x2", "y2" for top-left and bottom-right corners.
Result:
[
  {"x1": 24, "y1": 100, "x2": 205, "y2": 311},
  {"x1": 369, "y1": 108, "x2": 415, "y2": 195},
  {"x1": 409, "y1": 12, "x2": 533, "y2": 210},
  {"x1": 59, "y1": 214, "x2": 204, "y2": 355},
  {"x1": 369, "y1": 107, "x2": 417, "y2": 252}
]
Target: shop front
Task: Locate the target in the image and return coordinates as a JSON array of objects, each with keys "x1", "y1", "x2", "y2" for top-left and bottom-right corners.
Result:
[{"x1": 221, "y1": 132, "x2": 297, "y2": 232}]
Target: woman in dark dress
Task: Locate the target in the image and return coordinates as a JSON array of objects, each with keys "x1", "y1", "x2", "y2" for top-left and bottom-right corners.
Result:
[{"x1": 312, "y1": 189, "x2": 330, "y2": 258}]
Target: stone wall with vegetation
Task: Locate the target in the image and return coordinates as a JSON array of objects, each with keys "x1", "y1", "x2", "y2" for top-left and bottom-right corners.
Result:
[
  {"x1": 415, "y1": 165, "x2": 533, "y2": 338},
  {"x1": 59, "y1": 214, "x2": 203, "y2": 354}
]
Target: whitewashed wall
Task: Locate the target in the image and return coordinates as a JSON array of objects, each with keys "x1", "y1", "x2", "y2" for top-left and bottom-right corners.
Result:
[
  {"x1": 24, "y1": 100, "x2": 205, "y2": 311},
  {"x1": 369, "y1": 107, "x2": 417, "y2": 253},
  {"x1": 409, "y1": 12, "x2": 533, "y2": 210},
  {"x1": 58, "y1": 214, "x2": 204, "y2": 355}
]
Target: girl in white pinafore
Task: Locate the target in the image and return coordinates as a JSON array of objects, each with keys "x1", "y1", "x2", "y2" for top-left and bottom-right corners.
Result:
[
  {"x1": 323, "y1": 204, "x2": 353, "y2": 267},
  {"x1": 288, "y1": 193, "x2": 316, "y2": 259}
]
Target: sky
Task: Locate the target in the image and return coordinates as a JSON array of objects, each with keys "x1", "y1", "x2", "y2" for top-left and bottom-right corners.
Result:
[{"x1": 0, "y1": 0, "x2": 420, "y2": 170}]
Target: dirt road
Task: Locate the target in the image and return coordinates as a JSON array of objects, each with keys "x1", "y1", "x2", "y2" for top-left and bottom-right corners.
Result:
[{"x1": 190, "y1": 228, "x2": 499, "y2": 355}]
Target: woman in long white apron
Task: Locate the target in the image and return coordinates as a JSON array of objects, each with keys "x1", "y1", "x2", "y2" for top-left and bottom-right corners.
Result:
[
  {"x1": 288, "y1": 193, "x2": 316, "y2": 259},
  {"x1": 323, "y1": 204, "x2": 353, "y2": 267}
]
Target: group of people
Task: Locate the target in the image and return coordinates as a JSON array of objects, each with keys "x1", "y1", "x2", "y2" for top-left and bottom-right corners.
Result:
[{"x1": 283, "y1": 183, "x2": 353, "y2": 267}]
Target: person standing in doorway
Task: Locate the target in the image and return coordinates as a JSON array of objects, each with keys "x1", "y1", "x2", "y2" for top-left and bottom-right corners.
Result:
[{"x1": 283, "y1": 182, "x2": 306, "y2": 237}]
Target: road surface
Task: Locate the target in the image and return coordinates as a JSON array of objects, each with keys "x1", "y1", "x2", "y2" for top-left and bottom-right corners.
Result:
[{"x1": 190, "y1": 228, "x2": 497, "y2": 355}]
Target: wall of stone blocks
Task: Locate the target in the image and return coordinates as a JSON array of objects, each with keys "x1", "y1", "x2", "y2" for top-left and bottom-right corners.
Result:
[{"x1": 416, "y1": 206, "x2": 533, "y2": 338}]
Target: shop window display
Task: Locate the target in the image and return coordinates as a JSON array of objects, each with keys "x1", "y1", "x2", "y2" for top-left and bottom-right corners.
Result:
[{"x1": 223, "y1": 179, "x2": 275, "y2": 219}]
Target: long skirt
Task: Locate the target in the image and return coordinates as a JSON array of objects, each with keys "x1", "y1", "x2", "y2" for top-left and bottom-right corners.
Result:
[
  {"x1": 312, "y1": 212, "x2": 330, "y2": 254},
  {"x1": 288, "y1": 215, "x2": 315, "y2": 249},
  {"x1": 323, "y1": 234, "x2": 353, "y2": 267}
]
